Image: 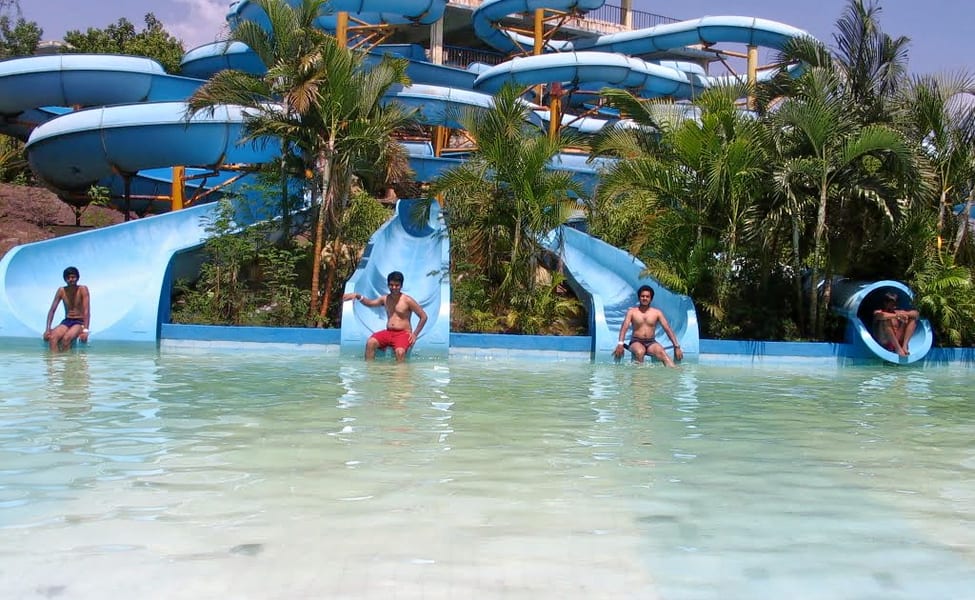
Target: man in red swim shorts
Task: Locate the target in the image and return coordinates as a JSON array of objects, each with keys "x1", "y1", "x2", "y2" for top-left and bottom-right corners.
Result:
[{"x1": 342, "y1": 271, "x2": 428, "y2": 362}]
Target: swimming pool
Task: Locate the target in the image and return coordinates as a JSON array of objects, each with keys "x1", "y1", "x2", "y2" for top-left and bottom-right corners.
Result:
[{"x1": 1, "y1": 343, "x2": 973, "y2": 598}]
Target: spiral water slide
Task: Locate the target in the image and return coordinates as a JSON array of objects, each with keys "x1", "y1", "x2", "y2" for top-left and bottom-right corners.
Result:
[
  {"x1": 469, "y1": 0, "x2": 809, "y2": 98},
  {"x1": 0, "y1": 55, "x2": 280, "y2": 342}
]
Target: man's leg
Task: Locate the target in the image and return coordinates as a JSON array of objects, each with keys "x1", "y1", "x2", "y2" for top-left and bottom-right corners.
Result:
[
  {"x1": 48, "y1": 324, "x2": 68, "y2": 351},
  {"x1": 648, "y1": 342, "x2": 676, "y2": 367},
  {"x1": 881, "y1": 320, "x2": 907, "y2": 356},
  {"x1": 365, "y1": 336, "x2": 380, "y2": 360},
  {"x1": 899, "y1": 311, "x2": 919, "y2": 352},
  {"x1": 393, "y1": 347, "x2": 408, "y2": 362},
  {"x1": 61, "y1": 324, "x2": 83, "y2": 350},
  {"x1": 629, "y1": 341, "x2": 647, "y2": 364}
]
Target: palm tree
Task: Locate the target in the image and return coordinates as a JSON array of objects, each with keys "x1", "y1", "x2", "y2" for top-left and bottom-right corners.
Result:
[
  {"x1": 892, "y1": 72, "x2": 975, "y2": 258},
  {"x1": 187, "y1": 0, "x2": 412, "y2": 322},
  {"x1": 431, "y1": 84, "x2": 583, "y2": 331},
  {"x1": 591, "y1": 85, "x2": 769, "y2": 326},
  {"x1": 768, "y1": 66, "x2": 918, "y2": 337},
  {"x1": 772, "y1": 0, "x2": 909, "y2": 126}
]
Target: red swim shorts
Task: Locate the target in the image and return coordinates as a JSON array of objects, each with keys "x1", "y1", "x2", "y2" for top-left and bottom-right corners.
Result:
[{"x1": 370, "y1": 328, "x2": 412, "y2": 350}]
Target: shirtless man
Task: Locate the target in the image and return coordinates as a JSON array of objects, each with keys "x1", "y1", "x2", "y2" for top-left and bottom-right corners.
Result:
[
  {"x1": 873, "y1": 292, "x2": 919, "y2": 357},
  {"x1": 612, "y1": 285, "x2": 683, "y2": 367},
  {"x1": 343, "y1": 271, "x2": 427, "y2": 362},
  {"x1": 43, "y1": 266, "x2": 90, "y2": 352}
]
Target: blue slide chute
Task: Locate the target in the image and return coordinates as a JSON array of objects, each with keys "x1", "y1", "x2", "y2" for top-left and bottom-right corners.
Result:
[
  {"x1": 227, "y1": 0, "x2": 448, "y2": 31},
  {"x1": 830, "y1": 279, "x2": 933, "y2": 364},
  {"x1": 0, "y1": 54, "x2": 203, "y2": 118},
  {"x1": 341, "y1": 199, "x2": 450, "y2": 358},
  {"x1": 0, "y1": 203, "x2": 217, "y2": 342},
  {"x1": 544, "y1": 225, "x2": 699, "y2": 363},
  {"x1": 26, "y1": 102, "x2": 273, "y2": 193}
]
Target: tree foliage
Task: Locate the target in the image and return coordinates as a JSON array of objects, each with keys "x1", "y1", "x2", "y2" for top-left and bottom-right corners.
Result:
[
  {"x1": 431, "y1": 84, "x2": 585, "y2": 333},
  {"x1": 64, "y1": 14, "x2": 184, "y2": 72},
  {"x1": 0, "y1": 14, "x2": 40, "y2": 58},
  {"x1": 188, "y1": 0, "x2": 412, "y2": 325}
]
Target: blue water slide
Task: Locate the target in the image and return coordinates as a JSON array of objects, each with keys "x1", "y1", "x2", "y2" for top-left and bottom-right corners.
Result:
[
  {"x1": 181, "y1": 40, "x2": 480, "y2": 90},
  {"x1": 400, "y1": 141, "x2": 465, "y2": 182},
  {"x1": 472, "y1": 0, "x2": 605, "y2": 55},
  {"x1": 0, "y1": 54, "x2": 202, "y2": 117},
  {"x1": 26, "y1": 102, "x2": 273, "y2": 193},
  {"x1": 830, "y1": 279, "x2": 933, "y2": 364},
  {"x1": 0, "y1": 202, "x2": 221, "y2": 342},
  {"x1": 179, "y1": 41, "x2": 268, "y2": 78},
  {"x1": 341, "y1": 199, "x2": 450, "y2": 358},
  {"x1": 583, "y1": 16, "x2": 809, "y2": 55},
  {"x1": 227, "y1": 0, "x2": 448, "y2": 31},
  {"x1": 0, "y1": 106, "x2": 71, "y2": 140},
  {"x1": 473, "y1": 0, "x2": 807, "y2": 57},
  {"x1": 543, "y1": 225, "x2": 699, "y2": 363},
  {"x1": 471, "y1": 1, "x2": 807, "y2": 99},
  {"x1": 473, "y1": 51, "x2": 705, "y2": 99},
  {"x1": 0, "y1": 97, "x2": 283, "y2": 342}
]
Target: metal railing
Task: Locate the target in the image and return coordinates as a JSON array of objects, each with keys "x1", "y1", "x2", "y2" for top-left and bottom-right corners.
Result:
[
  {"x1": 444, "y1": 45, "x2": 507, "y2": 68},
  {"x1": 586, "y1": 2, "x2": 680, "y2": 29}
]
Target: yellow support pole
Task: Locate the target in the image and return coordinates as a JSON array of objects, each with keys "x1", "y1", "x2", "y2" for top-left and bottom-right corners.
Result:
[
  {"x1": 171, "y1": 165, "x2": 185, "y2": 211},
  {"x1": 548, "y1": 83, "x2": 562, "y2": 141},
  {"x1": 336, "y1": 11, "x2": 349, "y2": 47},
  {"x1": 433, "y1": 125, "x2": 446, "y2": 157},
  {"x1": 747, "y1": 44, "x2": 758, "y2": 110},
  {"x1": 534, "y1": 8, "x2": 545, "y2": 105}
]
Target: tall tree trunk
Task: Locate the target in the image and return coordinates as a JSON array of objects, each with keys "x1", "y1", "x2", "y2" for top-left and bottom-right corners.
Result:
[
  {"x1": 952, "y1": 188, "x2": 974, "y2": 259},
  {"x1": 318, "y1": 236, "x2": 343, "y2": 325},
  {"x1": 308, "y1": 189, "x2": 327, "y2": 321},
  {"x1": 308, "y1": 151, "x2": 334, "y2": 321},
  {"x1": 809, "y1": 185, "x2": 829, "y2": 339},
  {"x1": 792, "y1": 219, "x2": 806, "y2": 336},
  {"x1": 279, "y1": 145, "x2": 291, "y2": 241}
]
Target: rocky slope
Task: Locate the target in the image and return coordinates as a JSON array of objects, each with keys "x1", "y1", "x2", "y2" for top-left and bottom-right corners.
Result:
[{"x1": 0, "y1": 183, "x2": 125, "y2": 259}]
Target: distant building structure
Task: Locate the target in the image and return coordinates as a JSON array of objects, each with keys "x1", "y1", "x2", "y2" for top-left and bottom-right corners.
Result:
[{"x1": 35, "y1": 41, "x2": 74, "y2": 56}]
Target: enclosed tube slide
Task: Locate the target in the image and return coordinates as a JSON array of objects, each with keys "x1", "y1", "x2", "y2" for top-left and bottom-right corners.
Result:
[
  {"x1": 340, "y1": 199, "x2": 450, "y2": 358},
  {"x1": 543, "y1": 225, "x2": 699, "y2": 363},
  {"x1": 830, "y1": 279, "x2": 933, "y2": 364}
]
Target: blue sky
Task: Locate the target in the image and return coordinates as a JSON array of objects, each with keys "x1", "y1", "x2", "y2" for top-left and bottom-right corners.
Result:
[{"x1": 19, "y1": 0, "x2": 970, "y2": 75}]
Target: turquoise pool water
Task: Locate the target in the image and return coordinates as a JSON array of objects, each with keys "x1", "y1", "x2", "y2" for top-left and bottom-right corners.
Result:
[{"x1": 1, "y1": 343, "x2": 973, "y2": 599}]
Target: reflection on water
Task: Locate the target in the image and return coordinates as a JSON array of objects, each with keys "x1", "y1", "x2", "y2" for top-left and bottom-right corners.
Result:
[{"x1": 0, "y1": 347, "x2": 973, "y2": 599}]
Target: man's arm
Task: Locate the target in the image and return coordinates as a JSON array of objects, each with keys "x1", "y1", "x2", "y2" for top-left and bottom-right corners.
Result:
[
  {"x1": 79, "y1": 286, "x2": 91, "y2": 342},
  {"x1": 613, "y1": 309, "x2": 633, "y2": 358},
  {"x1": 343, "y1": 292, "x2": 384, "y2": 307},
  {"x1": 657, "y1": 310, "x2": 683, "y2": 361},
  {"x1": 406, "y1": 295, "x2": 427, "y2": 341},
  {"x1": 44, "y1": 288, "x2": 63, "y2": 333}
]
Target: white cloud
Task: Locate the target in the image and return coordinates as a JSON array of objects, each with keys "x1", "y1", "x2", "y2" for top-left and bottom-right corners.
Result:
[{"x1": 166, "y1": 0, "x2": 231, "y2": 49}]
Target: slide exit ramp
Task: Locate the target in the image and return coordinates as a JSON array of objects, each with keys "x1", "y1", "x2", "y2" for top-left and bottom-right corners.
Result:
[
  {"x1": 340, "y1": 199, "x2": 450, "y2": 358},
  {"x1": 830, "y1": 278, "x2": 933, "y2": 365},
  {"x1": 544, "y1": 225, "x2": 699, "y2": 363},
  {"x1": 0, "y1": 203, "x2": 218, "y2": 343}
]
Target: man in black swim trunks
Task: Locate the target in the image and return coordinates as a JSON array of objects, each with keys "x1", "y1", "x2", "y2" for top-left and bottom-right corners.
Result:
[
  {"x1": 612, "y1": 285, "x2": 683, "y2": 367},
  {"x1": 43, "y1": 266, "x2": 90, "y2": 352}
]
